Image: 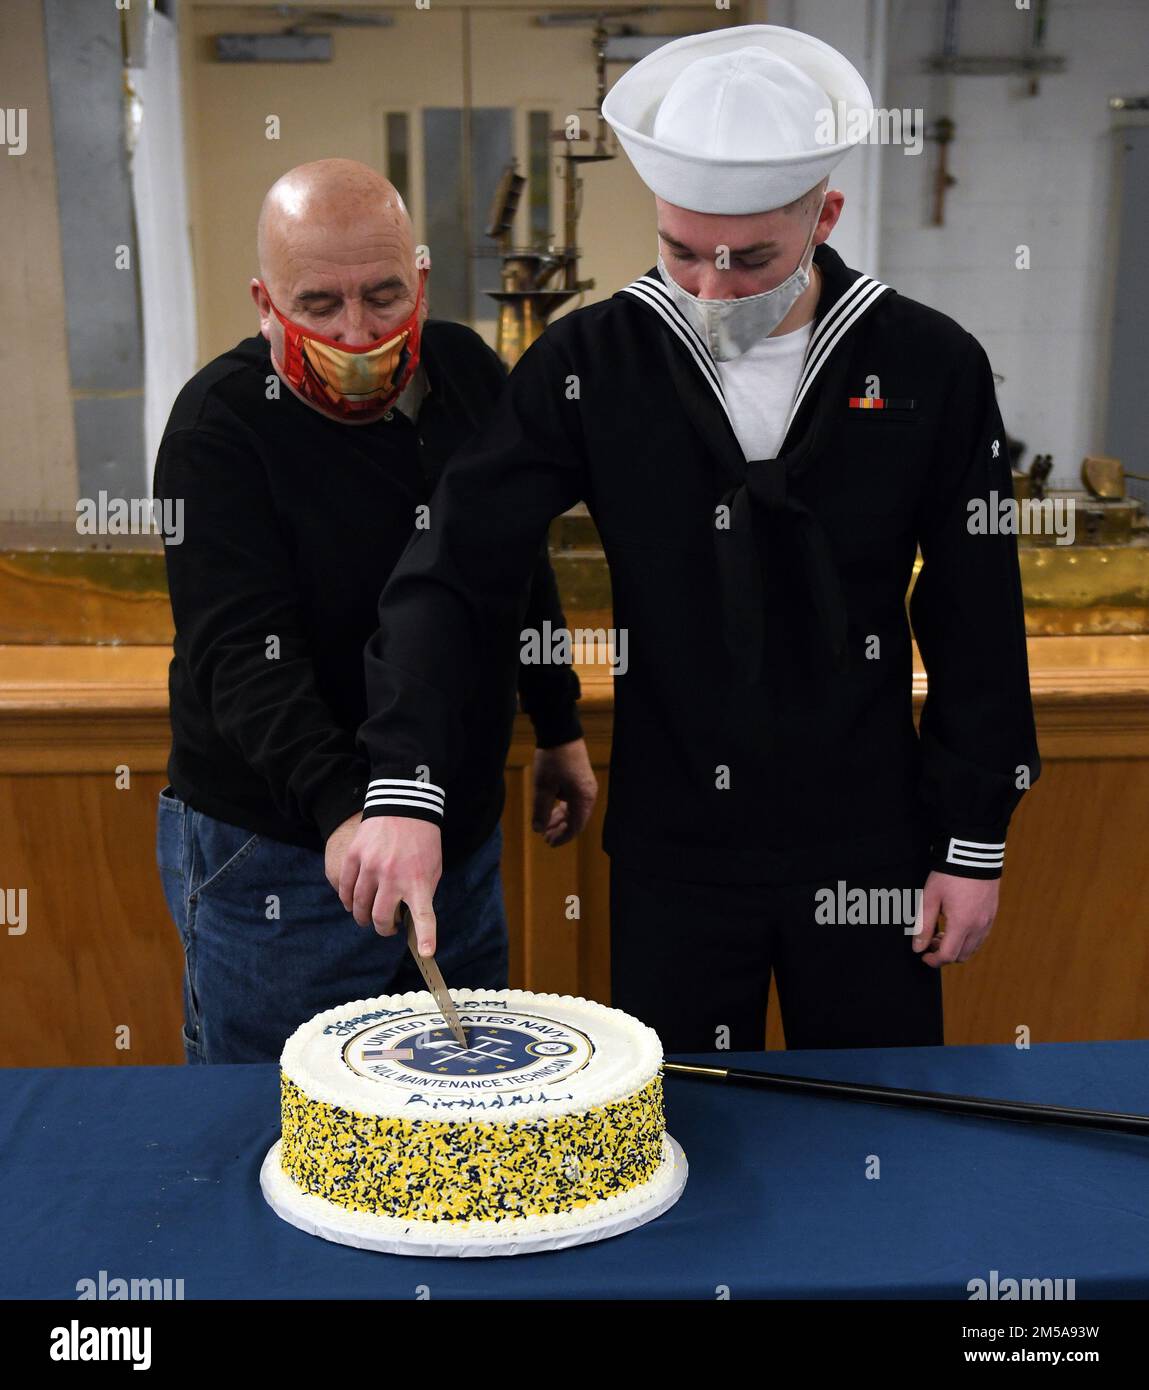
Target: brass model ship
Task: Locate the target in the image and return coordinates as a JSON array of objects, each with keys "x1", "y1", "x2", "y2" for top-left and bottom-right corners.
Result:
[
  {"x1": 1005, "y1": 453, "x2": 1149, "y2": 636},
  {"x1": 549, "y1": 451, "x2": 1149, "y2": 639},
  {"x1": 484, "y1": 22, "x2": 615, "y2": 367}
]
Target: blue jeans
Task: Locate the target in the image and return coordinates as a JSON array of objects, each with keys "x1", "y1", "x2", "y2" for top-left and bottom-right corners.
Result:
[{"x1": 156, "y1": 788, "x2": 508, "y2": 1064}]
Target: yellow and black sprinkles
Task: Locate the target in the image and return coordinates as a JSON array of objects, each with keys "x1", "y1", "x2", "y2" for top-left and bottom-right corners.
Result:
[{"x1": 280, "y1": 1073, "x2": 664, "y2": 1222}]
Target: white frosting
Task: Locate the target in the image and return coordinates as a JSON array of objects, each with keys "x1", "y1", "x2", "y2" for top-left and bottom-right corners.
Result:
[{"x1": 280, "y1": 988, "x2": 663, "y2": 1124}]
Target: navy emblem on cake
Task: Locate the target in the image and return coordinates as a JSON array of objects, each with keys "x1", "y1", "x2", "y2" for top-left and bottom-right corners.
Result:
[{"x1": 341, "y1": 1009, "x2": 594, "y2": 1093}]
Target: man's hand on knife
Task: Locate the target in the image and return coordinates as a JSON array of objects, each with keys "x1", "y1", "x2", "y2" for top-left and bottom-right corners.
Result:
[{"x1": 333, "y1": 816, "x2": 443, "y2": 955}]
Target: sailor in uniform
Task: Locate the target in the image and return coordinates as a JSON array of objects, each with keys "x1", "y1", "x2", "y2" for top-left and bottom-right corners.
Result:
[{"x1": 333, "y1": 25, "x2": 1041, "y2": 1052}]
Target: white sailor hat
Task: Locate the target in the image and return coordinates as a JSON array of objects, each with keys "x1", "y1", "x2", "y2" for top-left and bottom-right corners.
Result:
[{"x1": 601, "y1": 24, "x2": 874, "y2": 214}]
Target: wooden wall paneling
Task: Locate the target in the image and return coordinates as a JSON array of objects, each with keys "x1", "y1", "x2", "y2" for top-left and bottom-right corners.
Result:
[
  {"x1": 504, "y1": 732, "x2": 583, "y2": 992},
  {"x1": 2, "y1": 638, "x2": 1149, "y2": 1068},
  {"x1": 942, "y1": 757, "x2": 1149, "y2": 1044},
  {"x1": 578, "y1": 762, "x2": 613, "y2": 1006},
  {"x1": 0, "y1": 771, "x2": 183, "y2": 1066}
]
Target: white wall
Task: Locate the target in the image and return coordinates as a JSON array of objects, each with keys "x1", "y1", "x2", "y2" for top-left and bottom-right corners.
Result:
[
  {"x1": 878, "y1": 0, "x2": 1148, "y2": 486},
  {"x1": 762, "y1": 0, "x2": 888, "y2": 278}
]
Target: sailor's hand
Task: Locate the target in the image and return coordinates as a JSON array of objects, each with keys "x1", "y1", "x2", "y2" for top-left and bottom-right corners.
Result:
[
  {"x1": 912, "y1": 871, "x2": 1000, "y2": 967},
  {"x1": 337, "y1": 816, "x2": 442, "y2": 953},
  {"x1": 531, "y1": 739, "x2": 598, "y2": 847}
]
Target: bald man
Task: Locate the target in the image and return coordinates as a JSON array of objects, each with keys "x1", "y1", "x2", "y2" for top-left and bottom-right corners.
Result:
[{"x1": 154, "y1": 160, "x2": 596, "y2": 1064}]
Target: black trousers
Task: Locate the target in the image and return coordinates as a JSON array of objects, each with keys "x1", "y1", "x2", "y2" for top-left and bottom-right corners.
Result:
[{"x1": 609, "y1": 856, "x2": 943, "y2": 1053}]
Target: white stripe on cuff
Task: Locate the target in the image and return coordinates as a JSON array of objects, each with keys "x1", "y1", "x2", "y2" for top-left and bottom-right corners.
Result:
[
  {"x1": 366, "y1": 777, "x2": 443, "y2": 800},
  {"x1": 364, "y1": 778, "x2": 445, "y2": 815},
  {"x1": 946, "y1": 836, "x2": 1005, "y2": 868}
]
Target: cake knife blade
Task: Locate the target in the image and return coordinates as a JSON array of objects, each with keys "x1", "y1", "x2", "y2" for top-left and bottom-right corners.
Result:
[{"x1": 400, "y1": 903, "x2": 468, "y2": 1046}]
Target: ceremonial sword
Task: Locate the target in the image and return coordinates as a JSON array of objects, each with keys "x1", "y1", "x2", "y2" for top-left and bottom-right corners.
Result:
[{"x1": 663, "y1": 1062, "x2": 1149, "y2": 1137}]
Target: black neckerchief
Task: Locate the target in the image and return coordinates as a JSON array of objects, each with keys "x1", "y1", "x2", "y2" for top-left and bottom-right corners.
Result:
[{"x1": 615, "y1": 244, "x2": 895, "y2": 686}]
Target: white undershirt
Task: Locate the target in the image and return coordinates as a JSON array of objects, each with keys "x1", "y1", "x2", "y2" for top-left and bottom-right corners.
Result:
[{"x1": 716, "y1": 317, "x2": 814, "y2": 461}]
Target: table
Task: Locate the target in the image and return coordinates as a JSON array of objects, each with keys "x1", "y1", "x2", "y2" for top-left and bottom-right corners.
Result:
[{"x1": 3, "y1": 1041, "x2": 1147, "y2": 1299}]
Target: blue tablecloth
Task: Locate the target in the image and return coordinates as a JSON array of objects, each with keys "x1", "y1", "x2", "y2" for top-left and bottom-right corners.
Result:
[{"x1": 3, "y1": 1041, "x2": 1147, "y2": 1299}]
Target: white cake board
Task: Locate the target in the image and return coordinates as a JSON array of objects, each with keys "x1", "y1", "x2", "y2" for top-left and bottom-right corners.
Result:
[{"x1": 260, "y1": 1134, "x2": 687, "y2": 1258}]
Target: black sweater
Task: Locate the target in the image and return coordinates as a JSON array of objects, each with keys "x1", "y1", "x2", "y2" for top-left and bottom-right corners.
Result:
[
  {"x1": 154, "y1": 321, "x2": 581, "y2": 863},
  {"x1": 357, "y1": 244, "x2": 1041, "y2": 883}
]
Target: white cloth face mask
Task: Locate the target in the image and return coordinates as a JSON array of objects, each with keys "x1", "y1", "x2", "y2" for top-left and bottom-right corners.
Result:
[{"x1": 657, "y1": 197, "x2": 823, "y2": 361}]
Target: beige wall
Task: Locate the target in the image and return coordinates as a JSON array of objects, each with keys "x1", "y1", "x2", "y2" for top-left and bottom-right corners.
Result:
[
  {"x1": 183, "y1": 1, "x2": 740, "y2": 363},
  {"x1": 0, "y1": 0, "x2": 77, "y2": 515}
]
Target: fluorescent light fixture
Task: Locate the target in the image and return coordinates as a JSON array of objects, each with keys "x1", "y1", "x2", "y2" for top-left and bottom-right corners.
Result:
[
  {"x1": 603, "y1": 35, "x2": 677, "y2": 64},
  {"x1": 214, "y1": 33, "x2": 334, "y2": 62}
]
